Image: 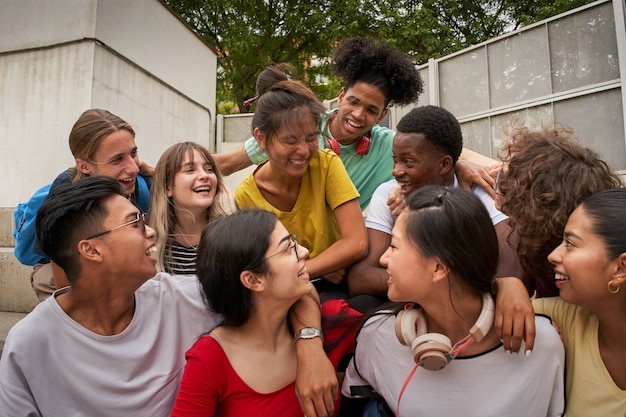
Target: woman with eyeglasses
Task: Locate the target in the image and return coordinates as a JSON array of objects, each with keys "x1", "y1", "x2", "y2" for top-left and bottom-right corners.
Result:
[
  {"x1": 234, "y1": 64, "x2": 367, "y2": 295},
  {"x1": 170, "y1": 209, "x2": 336, "y2": 416},
  {"x1": 148, "y1": 141, "x2": 236, "y2": 275}
]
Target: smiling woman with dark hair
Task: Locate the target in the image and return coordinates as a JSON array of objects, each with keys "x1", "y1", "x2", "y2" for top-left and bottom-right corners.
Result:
[
  {"x1": 533, "y1": 188, "x2": 626, "y2": 417},
  {"x1": 171, "y1": 209, "x2": 338, "y2": 416},
  {"x1": 341, "y1": 186, "x2": 565, "y2": 416}
]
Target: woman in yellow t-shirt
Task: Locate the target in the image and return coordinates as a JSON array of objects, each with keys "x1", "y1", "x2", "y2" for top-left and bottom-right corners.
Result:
[
  {"x1": 235, "y1": 65, "x2": 367, "y2": 295},
  {"x1": 533, "y1": 188, "x2": 626, "y2": 417}
]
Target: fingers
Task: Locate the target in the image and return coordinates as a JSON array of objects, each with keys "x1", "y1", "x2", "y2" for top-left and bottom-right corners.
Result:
[
  {"x1": 477, "y1": 176, "x2": 497, "y2": 200},
  {"x1": 296, "y1": 384, "x2": 337, "y2": 417},
  {"x1": 523, "y1": 312, "x2": 536, "y2": 354},
  {"x1": 495, "y1": 301, "x2": 535, "y2": 354}
]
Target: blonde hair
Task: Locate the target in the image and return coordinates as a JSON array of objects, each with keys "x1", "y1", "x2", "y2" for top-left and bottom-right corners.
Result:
[{"x1": 148, "y1": 142, "x2": 236, "y2": 272}]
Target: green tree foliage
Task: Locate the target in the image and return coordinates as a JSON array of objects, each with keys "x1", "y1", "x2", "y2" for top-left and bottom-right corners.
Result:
[{"x1": 164, "y1": 0, "x2": 595, "y2": 114}]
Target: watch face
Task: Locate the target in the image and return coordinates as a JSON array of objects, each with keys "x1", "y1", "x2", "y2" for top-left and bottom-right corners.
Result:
[{"x1": 297, "y1": 327, "x2": 322, "y2": 339}]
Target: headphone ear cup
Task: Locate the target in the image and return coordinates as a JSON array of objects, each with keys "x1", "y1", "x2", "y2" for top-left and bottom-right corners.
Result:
[
  {"x1": 394, "y1": 308, "x2": 425, "y2": 346},
  {"x1": 327, "y1": 139, "x2": 340, "y2": 155},
  {"x1": 356, "y1": 135, "x2": 371, "y2": 155},
  {"x1": 412, "y1": 333, "x2": 453, "y2": 371}
]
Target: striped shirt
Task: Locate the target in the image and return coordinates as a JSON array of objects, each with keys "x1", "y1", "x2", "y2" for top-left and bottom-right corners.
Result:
[{"x1": 165, "y1": 240, "x2": 197, "y2": 276}]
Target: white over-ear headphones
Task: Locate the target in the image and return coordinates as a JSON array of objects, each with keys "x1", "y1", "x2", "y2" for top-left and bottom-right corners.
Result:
[{"x1": 394, "y1": 293, "x2": 495, "y2": 371}]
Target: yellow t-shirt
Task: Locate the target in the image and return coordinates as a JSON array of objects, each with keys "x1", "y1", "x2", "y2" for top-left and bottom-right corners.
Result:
[
  {"x1": 235, "y1": 149, "x2": 359, "y2": 259},
  {"x1": 533, "y1": 297, "x2": 626, "y2": 417}
]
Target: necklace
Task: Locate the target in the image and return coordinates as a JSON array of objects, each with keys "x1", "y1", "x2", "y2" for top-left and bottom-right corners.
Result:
[{"x1": 176, "y1": 226, "x2": 199, "y2": 250}]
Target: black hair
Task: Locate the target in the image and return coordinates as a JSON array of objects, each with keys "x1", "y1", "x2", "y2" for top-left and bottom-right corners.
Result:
[
  {"x1": 396, "y1": 105, "x2": 463, "y2": 164},
  {"x1": 403, "y1": 186, "x2": 498, "y2": 298},
  {"x1": 331, "y1": 37, "x2": 424, "y2": 107},
  {"x1": 36, "y1": 176, "x2": 125, "y2": 283},
  {"x1": 579, "y1": 188, "x2": 626, "y2": 260},
  {"x1": 196, "y1": 209, "x2": 278, "y2": 327}
]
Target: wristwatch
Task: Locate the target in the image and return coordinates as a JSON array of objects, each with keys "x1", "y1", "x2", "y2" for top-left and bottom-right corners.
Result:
[{"x1": 294, "y1": 327, "x2": 323, "y2": 343}]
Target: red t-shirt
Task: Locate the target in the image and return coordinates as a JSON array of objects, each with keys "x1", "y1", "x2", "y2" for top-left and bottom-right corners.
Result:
[{"x1": 170, "y1": 336, "x2": 302, "y2": 416}]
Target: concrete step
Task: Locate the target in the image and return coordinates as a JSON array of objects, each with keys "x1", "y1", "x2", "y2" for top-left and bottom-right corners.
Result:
[
  {"x1": 0, "y1": 247, "x2": 39, "y2": 313},
  {"x1": 0, "y1": 311, "x2": 27, "y2": 357},
  {"x1": 0, "y1": 207, "x2": 39, "y2": 314}
]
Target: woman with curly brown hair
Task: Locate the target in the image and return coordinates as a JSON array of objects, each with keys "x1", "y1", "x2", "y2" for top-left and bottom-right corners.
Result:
[{"x1": 495, "y1": 125, "x2": 624, "y2": 297}]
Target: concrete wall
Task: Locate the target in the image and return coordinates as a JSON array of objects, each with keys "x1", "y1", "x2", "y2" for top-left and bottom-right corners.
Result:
[
  {"x1": 0, "y1": 0, "x2": 217, "y2": 207},
  {"x1": 0, "y1": 0, "x2": 217, "y2": 312}
]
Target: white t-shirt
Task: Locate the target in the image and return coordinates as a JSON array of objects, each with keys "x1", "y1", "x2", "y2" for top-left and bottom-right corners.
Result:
[
  {"x1": 342, "y1": 312, "x2": 565, "y2": 417},
  {"x1": 0, "y1": 273, "x2": 219, "y2": 417},
  {"x1": 366, "y1": 176, "x2": 507, "y2": 235}
]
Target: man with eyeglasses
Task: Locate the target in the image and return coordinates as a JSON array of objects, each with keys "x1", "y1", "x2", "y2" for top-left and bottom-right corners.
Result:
[{"x1": 0, "y1": 176, "x2": 337, "y2": 417}]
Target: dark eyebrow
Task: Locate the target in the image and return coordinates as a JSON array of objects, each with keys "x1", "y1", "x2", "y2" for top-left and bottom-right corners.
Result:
[
  {"x1": 273, "y1": 235, "x2": 292, "y2": 250},
  {"x1": 124, "y1": 210, "x2": 141, "y2": 221},
  {"x1": 563, "y1": 230, "x2": 581, "y2": 241}
]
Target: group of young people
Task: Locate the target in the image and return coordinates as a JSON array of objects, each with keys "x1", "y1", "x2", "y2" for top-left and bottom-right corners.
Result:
[{"x1": 1, "y1": 36, "x2": 625, "y2": 417}]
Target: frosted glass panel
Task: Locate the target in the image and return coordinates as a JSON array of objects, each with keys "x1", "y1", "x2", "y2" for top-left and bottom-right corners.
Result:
[
  {"x1": 390, "y1": 67, "x2": 430, "y2": 129},
  {"x1": 418, "y1": 67, "x2": 430, "y2": 107},
  {"x1": 460, "y1": 118, "x2": 491, "y2": 158},
  {"x1": 554, "y1": 89, "x2": 625, "y2": 170},
  {"x1": 550, "y1": 2, "x2": 619, "y2": 92},
  {"x1": 439, "y1": 48, "x2": 488, "y2": 118},
  {"x1": 489, "y1": 105, "x2": 553, "y2": 158},
  {"x1": 223, "y1": 114, "x2": 253, "y2": 143},
  {"x1": 488, "y1": 26, "x2": 551, "y2": 108}
]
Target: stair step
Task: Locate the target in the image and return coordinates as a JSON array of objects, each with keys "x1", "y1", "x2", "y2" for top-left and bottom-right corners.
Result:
[{"x1": 0, "y1": 311, "x2": 28, "y2": 357}]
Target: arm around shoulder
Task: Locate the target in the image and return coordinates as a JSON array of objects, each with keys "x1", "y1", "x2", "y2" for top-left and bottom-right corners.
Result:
[{"x1": 347, "y1": 228, "x2": 391, "y2": 297}]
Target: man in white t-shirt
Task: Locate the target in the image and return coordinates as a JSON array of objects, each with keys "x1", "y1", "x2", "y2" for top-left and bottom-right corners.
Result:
[
  {"x1": 348, "y1": 106, "x2": 528, "y2": 300},
  {"x1": 0, "y1": 176, "x2": 336, "y2": 417}
]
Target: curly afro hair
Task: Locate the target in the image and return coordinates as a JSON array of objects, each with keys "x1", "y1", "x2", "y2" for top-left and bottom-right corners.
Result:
[{"x1": 331, "y1": 37, "x2": 424, "y2": 107}]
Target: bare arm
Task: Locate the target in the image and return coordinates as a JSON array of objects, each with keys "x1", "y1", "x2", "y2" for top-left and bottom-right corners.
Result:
[
  {"x1": 459, "y1": 147, "x2": 499, "y2": 167},
  {"x1": 305, "y1": 200, "x2": 368, "y2": 280},
  {"x1": 290, "y1": 291, "x2": 337, "y2": 417},
  {"x1": 457, "y1": 148, "x2": 501, "y2": 199},
  {"x1": 212, "y1": 144, "x2": 253, "y2": 176},
  {"x1": 493, "y1": 277, "x2": 536, "y2": 355},
  {"x1": 347, "y1": 228, "x2": 391, "y2": 297},
  {"x1": 494, "y1": 222, "x2": 533, "y2": 294}
]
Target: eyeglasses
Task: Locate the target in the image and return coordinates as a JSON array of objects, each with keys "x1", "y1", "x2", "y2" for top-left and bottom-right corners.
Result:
[
  {"x1": 265, "y1": 234, "x2": 299, "y2": 261},
  {"x1": 86, "y1": 212, "x2": 147, "y2": 240}
]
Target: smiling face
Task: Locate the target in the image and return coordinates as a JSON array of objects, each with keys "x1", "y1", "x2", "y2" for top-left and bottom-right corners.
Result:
[
  {"x1": 264, "y1": 221, "x2": 312, "y2": 303},
  {"x1": 260, "y1": 113, "x2": 319, "y2": 177},
  {"x1": 167, "y1": 149, "x2": 218, "y2": 215},
  {"x1": 331, "y1": 82, "x2": 387, "y2": 145},
  {"x1": 548, "y1": 205, "x2": 614, "y2": 309},
  {"x1": 380, "y1": 214, "x2": 438, "y2": 302},
  {"x1": 78, "y1": 129, "x2": 140, "y2": 195},
  {"x1": 391, "y1": 132, "x2": 452, "y2": 196},
  {"x1": 88, "y1": 195, "x2": 157, "y2": 286}
]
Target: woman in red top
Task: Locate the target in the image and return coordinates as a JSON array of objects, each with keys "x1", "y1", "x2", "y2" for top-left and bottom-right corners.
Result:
[{"x1": 171, "y1": 209, "x2": 334, "y2": 416}]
